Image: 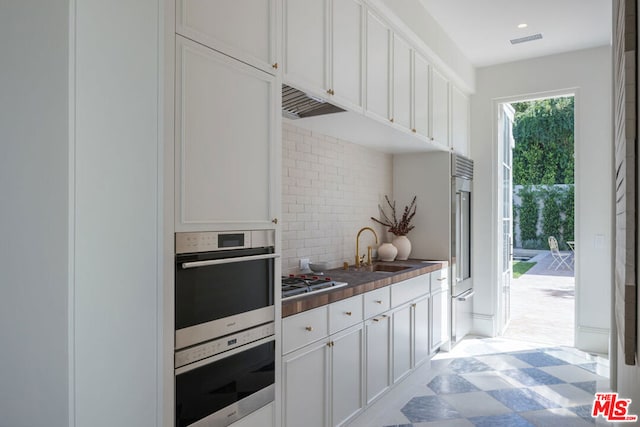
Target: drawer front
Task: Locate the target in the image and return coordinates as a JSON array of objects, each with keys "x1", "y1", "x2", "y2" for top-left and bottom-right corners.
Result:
[
  {"x1": 431, "y1": 267, "x2": 449, "y2": 293},
  {"x1": 329, "y1": 294, "x2": 364, "y2": 335},
  {"x1": 391, "y1": 274, "x2": 430, "y2": 307},
  {"x1": 364, "y1": 287, "x2": 391, "y2": 319},
  {"x1": 282, "y1": 306, "x2": 329, "y2": 354}
]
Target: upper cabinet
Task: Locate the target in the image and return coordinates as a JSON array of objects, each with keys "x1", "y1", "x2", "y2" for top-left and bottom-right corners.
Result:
[
  {"x1": 391, "y1": 34, "x2": 412, "y2": 131},
  {"x1": 284, "y1": 0, "x2": 364, "y2": 111},
  {"x1": 283, "y1": 0, "x2": 327, "y2": 93},
  {"x1": 413, "y1": 52, "x2": 430, "y2": 140},
  {"x1": 451, "y1": 85, "x2": 470, "y2": 156},
  {"x1": 430, "y1": 67, "x2": 450, "y2": 148},
  {"x1": 330, "y1": 0, "x2": 365, "y2": 111},
  {"x1": 176, "y1": 0, "x2": 279, "y2": 75},
  {"x1": 365, "y1": 10, "x2": 391, "y2": 122},
  {"x1": 175, "y1": 36, "x2": 279, "y2": 231}
]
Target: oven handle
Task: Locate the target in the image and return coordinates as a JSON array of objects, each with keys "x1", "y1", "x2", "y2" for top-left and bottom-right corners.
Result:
[{"x1": 181, "y1": 253, "x2": 280, "y2": 269}]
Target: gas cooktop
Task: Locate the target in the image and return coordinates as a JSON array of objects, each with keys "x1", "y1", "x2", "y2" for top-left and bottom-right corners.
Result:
[{"x1": 281, "y1": 275, "x2": 348, "y2": 300}]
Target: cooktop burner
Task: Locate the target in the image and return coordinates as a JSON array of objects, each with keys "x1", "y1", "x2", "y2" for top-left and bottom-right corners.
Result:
[{"x1": 281, "y1": 275, "x2": 348, "y2": 300}]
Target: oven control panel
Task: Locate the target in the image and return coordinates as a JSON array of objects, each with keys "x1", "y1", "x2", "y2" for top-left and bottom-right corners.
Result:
[{"x1": 175, "y1": 322, "x2": 275, "y2": 369}]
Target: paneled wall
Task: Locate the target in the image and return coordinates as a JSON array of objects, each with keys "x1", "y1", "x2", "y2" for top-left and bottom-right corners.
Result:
[{"x1": 281, "y1": 122, "x2": 393, "y2": 274}]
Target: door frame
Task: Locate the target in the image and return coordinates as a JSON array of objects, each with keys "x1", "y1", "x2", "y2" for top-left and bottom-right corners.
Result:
[{"x1": 491, "y1": 89, "x2": 580, "y2": 339}]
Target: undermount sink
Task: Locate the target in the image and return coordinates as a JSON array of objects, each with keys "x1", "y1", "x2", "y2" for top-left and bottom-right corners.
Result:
[{"x1": 370, "y1": 263, "x2": 413, "y2": 273}]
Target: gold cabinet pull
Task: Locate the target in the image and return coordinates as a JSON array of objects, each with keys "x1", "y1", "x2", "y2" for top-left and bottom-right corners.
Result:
[
  {"x1": 345, "y1": 311, "x2": 352, "y2": 316},
  {"x1": 272, "y1": 218, "x2": 278, "y2": 224},
  {"x1": 375, "y1": 300, "x2": 383, "y2": 304},
  {"x1": 305, "y1": 326, "x2": 313, "y2": 332},
  {"x1": 326, "y1": 341, "x2": 334, "y2": 347},
  {"x1": 326, "y1": 89, "x2": 335, "y2": 95},
  {"x1": 437, "y1": 277, "x2": 446, "y2": 281},
  {"x1": 390, "y1": 118, "x2": 394, "y2": 123},
  {"x1": 272, "y1": 62, "x2": 278, "y2": 69},
  {"x1": 412, "y1": 128, "x2": 416, "y2": 133}
]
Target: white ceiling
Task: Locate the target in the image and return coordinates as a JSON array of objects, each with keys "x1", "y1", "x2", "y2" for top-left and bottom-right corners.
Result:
[{"x1": 418, "y1": 0, "x2": 612, "y2": 67}]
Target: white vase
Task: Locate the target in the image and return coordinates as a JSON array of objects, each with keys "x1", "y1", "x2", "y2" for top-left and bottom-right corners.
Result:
[
  {"x1": 392, "y1": 235, "x2": 412, "y2": 260},
  {"x1": 377, "y1": 243, "x2": 397, "y2": 262}
]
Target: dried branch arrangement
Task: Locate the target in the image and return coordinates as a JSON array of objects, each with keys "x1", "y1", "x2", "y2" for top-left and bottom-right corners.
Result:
[{"x1": 371, "y1": 195, "x2": 417, "y2": 236}]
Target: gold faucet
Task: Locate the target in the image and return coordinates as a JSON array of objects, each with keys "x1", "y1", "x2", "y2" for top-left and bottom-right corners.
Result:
[{"x1": 355, "y1": 227, "x2": 379, "y2": 268}]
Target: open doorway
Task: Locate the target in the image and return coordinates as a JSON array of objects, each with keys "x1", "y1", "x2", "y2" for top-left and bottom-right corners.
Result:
[{"x1": 497, "y1": 95, "x2": 576, "y2": 347}]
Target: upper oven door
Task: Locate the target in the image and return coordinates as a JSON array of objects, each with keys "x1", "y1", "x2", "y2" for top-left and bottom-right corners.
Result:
[{"x1": 175, "y1": 246, "x2": 276, "y2": 349}]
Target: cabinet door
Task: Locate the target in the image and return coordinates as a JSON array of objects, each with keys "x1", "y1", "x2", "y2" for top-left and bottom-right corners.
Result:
[
  {"x1": 330, "y1": 0, "x2": 364, "y2": 111},
  {"x1": 365, "y1": 10, "x2": 390, "y2": 122},
  {"x1": 176, "y1": 0, "x2": 277, "y2": 74},
  {"x1": 430, "y1": 67, "x2": 449, "y2": 147},
  {"x1": 365, "y1": 314, "x2": 390, "y2": 404},
  {"x1": 391, "y1": 304, "x2": 412, "y2": 383},
  {"x1": 175, "y1": 36, "x2": 276, "y2": 230},
  {"x1": 413, "y1": 52, "x2": 429, "y2": 139},
  {"x1": 413, "y1": 296, "x2": 430, "y2": 367},
  {"x1": 331, "y1": 324, "x2": 364, "y2": 426},
  {"x1": 284, "y1": 0, "x2": 327, "y2": 95},
  {"x1": 392, "y1": 34, "x2": 412, "y2": 131},
  {"x1": 283, "y1": 340, "x2": 329, "y2": 427},
  {"x1": 451, "y1": 85, "x2": 470, "y2": 156},
  {"x1": 430, "y1": 289, "x2": 450, "y2": 353}
]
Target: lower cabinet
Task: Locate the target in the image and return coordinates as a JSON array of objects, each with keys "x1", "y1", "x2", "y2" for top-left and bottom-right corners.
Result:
[
  {"x1": 282, "y1": 323, "x2": 364, "y2": 427},
  {"x1": 283, "y1": 339, "x2": 329, "y2": 427},
  {"x1": 365, "y1": 313, "x2": 391, "y2": 404},
  {"x1": 413, "y1": 295, "x2": 430, "y2": 367},
  {"x1": 391, "y1": 304, "x2": 412, "y2": 383},
  {"x1": 230, "y1": 402, "x2": 274, "y2": 427},
  {"x1": 331, "y1": 324, "x2": 365, "y2": 426},
  {"x1": 430, "y1": 288, "x2": 450, "y2": 353}
]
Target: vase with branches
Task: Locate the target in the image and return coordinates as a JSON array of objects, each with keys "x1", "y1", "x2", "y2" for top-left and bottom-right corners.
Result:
[{"x1": 371, "y1": 195, "x2": 417, "y2": 260}]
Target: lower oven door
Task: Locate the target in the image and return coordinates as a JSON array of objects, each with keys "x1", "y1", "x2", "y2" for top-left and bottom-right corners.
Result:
[{"x1": 175, "y1": 338, "x2": 275, "y2": 427}]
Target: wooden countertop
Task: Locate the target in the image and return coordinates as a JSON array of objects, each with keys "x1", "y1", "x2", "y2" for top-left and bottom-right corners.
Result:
[{"x1": 281, "y1": 259, "x2": 446, "y2": 317}]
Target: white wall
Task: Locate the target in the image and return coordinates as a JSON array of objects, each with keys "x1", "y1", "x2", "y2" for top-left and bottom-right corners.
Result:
[
  {"x1": 0, "y1": 2, "x2": 70, "y2": 426},
  {"x1": 281, "y1": 123, "x2": 393, "y2": 274},
  {"x1": 72, "y1": 1, "x2": 163, "y2": 426},
  {"x1": 471, "y1": 46, "x2": 612, "y2": 353}
]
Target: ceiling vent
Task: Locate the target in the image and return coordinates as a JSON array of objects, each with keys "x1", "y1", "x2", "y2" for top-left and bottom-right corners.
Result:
[
  {"x1": 510, "y1": 33, "x2": 543, "y2": 45},
  {"x1": 282, "y1": 84, "x2": 345, "y2": 120}
]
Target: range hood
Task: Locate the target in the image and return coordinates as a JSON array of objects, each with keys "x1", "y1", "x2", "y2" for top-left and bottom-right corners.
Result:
[{"x1": 282, "y1": 84, "x2": 345, "y2": 120}]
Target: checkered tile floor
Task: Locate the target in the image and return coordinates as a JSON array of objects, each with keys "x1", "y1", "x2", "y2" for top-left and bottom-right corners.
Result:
[{"x1": 347, "y1": 337, "x2": 610, "y2": 427}]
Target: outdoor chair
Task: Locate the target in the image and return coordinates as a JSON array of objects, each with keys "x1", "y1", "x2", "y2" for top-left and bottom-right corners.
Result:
[{"x1": 548, "y1": 236, "x2": 572, "y2": 270}]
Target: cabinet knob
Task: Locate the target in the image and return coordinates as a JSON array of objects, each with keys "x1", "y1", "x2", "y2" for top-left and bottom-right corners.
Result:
[
  {"x1": 305, "y1": 326, "x2": 313, "y2": 332},
  {"x1": 373, "y1": 317, "x2": 380, "y2": 322},
  {"x1": 272, "y1": 62, "x2": 278, "y2": 69},
  {"x1": 272, "y1": 218, "x2": 278, "y2": 224},
  {"x1": 412, "y1": 128, "x2": 417, "y2": 133},
  {"x1": 375, "y1": 300, "x2": 383, "y2": 304},
  {"x1": 389, "y1": 118, "x2": 394, "y2": 123},
  {"x1": 326, "y1": 341, "x2": 334, "y2": 347},
  {"x1": 326, "y1": 89, "x2": 335, "y2": 95},
  {"x1": 345, "y1": 311, "x2": 352, "y2": 316},
  {"x1": 411, "y1": 303, "x2": 417, "y2": 308}
]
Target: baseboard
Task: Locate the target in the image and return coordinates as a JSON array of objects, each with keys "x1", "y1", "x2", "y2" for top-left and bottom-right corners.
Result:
[
  {"x1": 471, "y1": 313, "x2": 495, "y2": 337},
  {"x1": 575, "y1": 325, "x2": 610, "y2": 355}
]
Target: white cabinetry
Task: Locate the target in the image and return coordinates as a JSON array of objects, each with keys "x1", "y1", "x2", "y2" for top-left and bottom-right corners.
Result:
[
  {"x1": 330, "y1": 0, "x2": 364, "y2": 111},
  {"x1": 330, "y1": 324, "x2": 365, "y2": 426},
  {"x1": 176, "y1": 0, "x2": 278, "y2": 74},
  {"x1": 175, "y1": 36, "x2": 278, "y2": 230},
  {"x1": 413, "y1": 296, "x2": 430, "y2": 367},
  {"x1": 283, "y1": 0, "x2": 364, "y2": 110},
  {"x1": 283, "y1": 339, "x2": 329, "y2": 427},
  {"x1": 413, "y1": 52, "x2": 430, "y2": 139},
  {"x1": 283, "y1": 0, "x2": 327, "y2": 94},
  {"x1": 365, "y1": 10, "x2": 391, "y2": 122},
  {"x1": 391, "y1": 304, "x2": 412, "y2": 383},
  {"x1": 430, "y1": 67, "x2": 450, "y2": 147},
  {"x1": 391, "y1": 34, "x2": 412, "y2": 131},
  {"x1": 365, "y1": 313, "x2": 391, "y2": 404},
  {"x1": 431, "y1": 289, "x2": 450, "y2": 353},
  {"x1": 451, "y1": 85, "x2": 470, "y2": 156},
  {"x1": 231, "y1": 402, "x2": 275, "y2": 427}
]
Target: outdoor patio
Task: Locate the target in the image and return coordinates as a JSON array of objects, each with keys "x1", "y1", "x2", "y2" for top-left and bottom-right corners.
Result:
[{"x1": 504, "y1": 250, "x2": 576, "y2": 347}]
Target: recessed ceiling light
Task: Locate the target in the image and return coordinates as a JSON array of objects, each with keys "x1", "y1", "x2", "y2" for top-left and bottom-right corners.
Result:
[{"x1": 518, "y1": 23, "x2": 528, "y2": 29}]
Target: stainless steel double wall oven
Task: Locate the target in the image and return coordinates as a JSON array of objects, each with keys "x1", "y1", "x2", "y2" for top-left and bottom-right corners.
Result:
[{"x1": 174, "y1": 230, "x2": 277, "y2": 427}]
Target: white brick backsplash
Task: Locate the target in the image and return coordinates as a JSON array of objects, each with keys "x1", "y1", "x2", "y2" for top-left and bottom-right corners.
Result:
[{"x1": 282, "y1": 124, "x2": 393, "y2": 274}]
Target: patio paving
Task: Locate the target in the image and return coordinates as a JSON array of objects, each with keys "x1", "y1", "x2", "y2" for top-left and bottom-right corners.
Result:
[{"x1": 503, "y1": 251, "x2": 576, "y2": 347}]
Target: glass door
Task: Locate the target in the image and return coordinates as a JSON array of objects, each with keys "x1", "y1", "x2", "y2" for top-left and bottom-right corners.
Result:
[{"x1": 498, "y1": 103, "x2": 515, "y2": 334}]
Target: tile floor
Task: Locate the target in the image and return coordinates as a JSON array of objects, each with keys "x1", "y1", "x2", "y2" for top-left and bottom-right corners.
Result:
[{"x1": 346, "y1": 337, "x2": 611, "y2": 427}]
